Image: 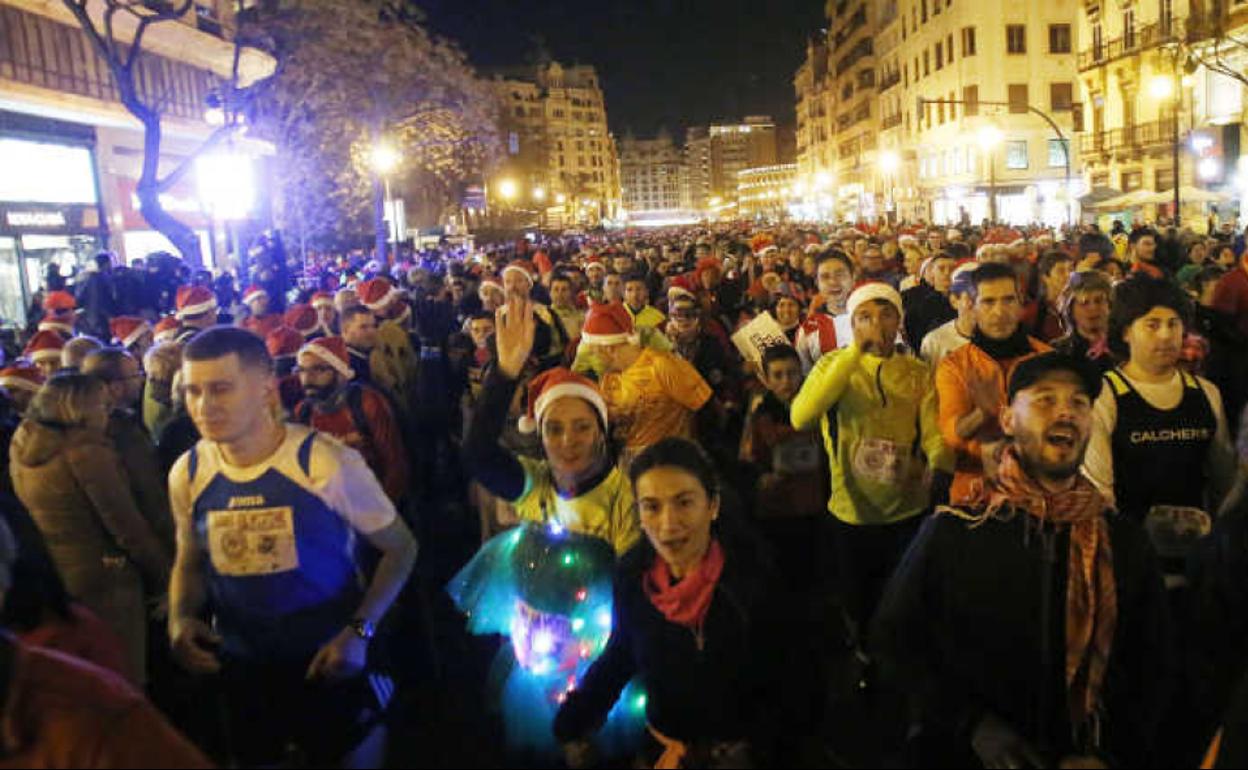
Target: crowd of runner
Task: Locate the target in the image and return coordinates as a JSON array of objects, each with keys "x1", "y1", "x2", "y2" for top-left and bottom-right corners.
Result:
[{"x1": 0, "y1": 217, "x2": 1247, "y2": 768}]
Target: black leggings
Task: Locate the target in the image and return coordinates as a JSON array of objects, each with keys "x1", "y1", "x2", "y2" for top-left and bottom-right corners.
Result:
[{"x1": 827, "y1": 515, "x2": 923, "y2": 648}]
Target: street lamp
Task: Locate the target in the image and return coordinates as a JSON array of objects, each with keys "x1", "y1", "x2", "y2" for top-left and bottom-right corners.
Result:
[
  {"x1": 879, "y1": 150, "x2": 900, "y2": 224},
  {"x1": 532, "y1": 186, "x2": 546, "y2": 201},
  {"x1": 978, "y1": 126, "x2": 1003, "y2": 224},
  {"x1": 1150, "y1": 73, "x2": 1183, "y2": 225},
  {"x1": 498, "y1": 178, "x2": 518, "y2": 200},
  {"x1": 370, "y1": 143, "x2": 401, "y2": 264}
]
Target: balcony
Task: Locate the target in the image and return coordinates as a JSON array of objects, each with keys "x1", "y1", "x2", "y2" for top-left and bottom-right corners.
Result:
[
  {"x1": 879, "y1": 69, "x2": 901, "y2": 92},
  {"x1": 1078, "y1": 19, "x2": 1185, "y2": 72},
  {"x1": 835, "y1": 38, "x2": 874, "y2": 76},
  {"x1": 882, "y1": 113, "x2": 903, "y2": 129},
  {"x1": 1080, "y1": 119, "x2": 1172, "y2": 157}
]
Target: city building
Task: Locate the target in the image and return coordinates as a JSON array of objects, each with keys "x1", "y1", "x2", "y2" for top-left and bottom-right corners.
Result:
[
  {"x1": 619, "y1": 130, "x2": 691, "y2": 224},
  {"x1": 737, "y1": 163, "x2": 799, "y2": 221},
  {"x1": 682, "y1": 126, "x2": 712, "y2": 212},
  {"x1": 828, "y1": 0, "x2": 885, "y2": 221},
  {"x1": 0, "y1": 0, "x2": 275, "y2": 322},
  {"x1": 889, "y1": 0, "x2": 1083, "y2": 226},
  {"x1": 489, "y1": 61, "x2": 621, "y2": 227},
  {"x1": 1076, "y1": 0, "x2": 1247, "y2": 226},
  {"x1": 709, "y1": 116, "x2": 779, "y2": 211}
]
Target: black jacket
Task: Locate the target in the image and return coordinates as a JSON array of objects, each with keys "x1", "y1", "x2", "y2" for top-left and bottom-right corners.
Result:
[
  {"x1": 901, "y1": 282, "x2": 956, "y2": 351},
  {"x1": 553, "y1": 532, "x2": 782, "y2": 749},
  {"x1": 872, "y1": 509, "x2": 1170, "y2": 767}
]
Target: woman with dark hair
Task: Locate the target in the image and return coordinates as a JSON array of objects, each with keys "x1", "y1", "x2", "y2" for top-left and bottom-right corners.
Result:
[
  {"x1": 1051, "y1": 270, "x2": 1116, "y2": 373},
  {"x1": 554, "y1": 437, "x2": 781, "y2": 769}
]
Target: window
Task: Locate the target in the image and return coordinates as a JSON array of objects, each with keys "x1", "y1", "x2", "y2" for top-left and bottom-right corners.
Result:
[
  {"x1": 924, "y1": 50, "x2": 930, "y2": 76},
  {"x1": 921, "y1": 0, "x2": 927, "y2": 22},
  {"x1": 1006, "y1": 140, "x2": 1029, "y2": 169},
  {"x1": 1048, "y1": 139, "x2": 1070, "y2": 167},
  {"x1": 508, "y1": 132, "x2": 519, "y2": 154},
  {"x1": 1123, "y1": 9, "x2": 1136, "y2": 48},
  {"x1": 933, "y1": 0, "x2": 940, "y2": 14},
  {"x1": 936, "y1": 42, "x2": 944, "y2": 69},
  {"x1": 948, "y1": 34, "x2": 955, "y2": 62},
  {"x1": 963, "y1": 85, "x2": 979, "y2": 115},
  {"x1": 1007, "y1": 24, "x2": 1027, "y2": 54},
  {"x1": 1049, "y1": 24, "x2": 1071, "y2": 53},
  {"x1": 962, "y1": 26, "x2": 977, "y2": 56},
  {"x1": 1050, "y1": 82, "x2": 1073, "y2": 111},
  {"x1": 1009, "y1": 84, "x2": 1029, "y2": 113},
  {"x1": 904, "y1": 62, "x2": 909, "y2": 87}
]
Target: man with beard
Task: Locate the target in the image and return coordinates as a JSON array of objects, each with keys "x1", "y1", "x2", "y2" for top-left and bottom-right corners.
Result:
[
  {"x1": 795, "y1": 251, "x2": 856, "y2": 372},
  {"x1": 873, "y1": 353, "x2": 1170, "y2": 769},
  {"x1": 293, "y1": 336, "x2": 409, "y2": 505}
]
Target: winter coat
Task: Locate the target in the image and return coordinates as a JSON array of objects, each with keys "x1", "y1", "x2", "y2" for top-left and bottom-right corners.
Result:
[
  {"x1": 9, "y1": 421, "x2": 172, "y2": 682},
  {"x1": 873, "y1": 510, "x2": 1170, "y2": 767}
]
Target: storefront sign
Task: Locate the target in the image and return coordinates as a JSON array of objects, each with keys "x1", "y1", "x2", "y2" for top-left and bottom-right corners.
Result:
[
  {"x1": 6, "y1": 211, "x2": 65, "y2": 228},
  {"x1": 0, "y1": 203, "x2": 104, "y2": 236}
]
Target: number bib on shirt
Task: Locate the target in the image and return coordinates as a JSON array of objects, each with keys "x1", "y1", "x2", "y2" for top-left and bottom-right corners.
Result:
[
  {"x1": 852, "y1": 437, "x2": 908, "y2": 485},
  {"x1": 207, "y1": 506, "x2": 300, "y2": 577}
]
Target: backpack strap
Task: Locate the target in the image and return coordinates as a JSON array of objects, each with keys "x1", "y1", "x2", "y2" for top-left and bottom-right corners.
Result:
[{"x1": 345, "y1": 384, "x2": 378, "y2": 454}]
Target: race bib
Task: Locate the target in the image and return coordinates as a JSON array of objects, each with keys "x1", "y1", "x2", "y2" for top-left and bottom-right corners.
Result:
[
  {"x1": 852, "y1": 437, "x2": 907, "y2": 485},
  {"x1": 207, "y1": 507, "x2": 300, "y2": 577}
]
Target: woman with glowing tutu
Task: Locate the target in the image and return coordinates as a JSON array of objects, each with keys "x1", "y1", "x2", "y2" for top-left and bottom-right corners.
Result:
[{"x1": 449, "y1": 295, "x2": 642, "y2": 755}]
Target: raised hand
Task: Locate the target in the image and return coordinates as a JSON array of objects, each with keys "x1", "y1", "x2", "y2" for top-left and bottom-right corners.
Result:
[{"x1": 495, "y1": 296, "x2": 536, "y2": 380}]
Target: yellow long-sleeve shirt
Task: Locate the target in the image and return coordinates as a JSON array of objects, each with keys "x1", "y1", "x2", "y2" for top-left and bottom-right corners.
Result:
[{"x1": 791, "y1": 344, "x2": 953, "y2": 525}]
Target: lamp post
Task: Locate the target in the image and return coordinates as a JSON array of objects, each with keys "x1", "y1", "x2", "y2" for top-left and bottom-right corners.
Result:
[
  {"x1": 370, "y1": 143, "x2": 400, "y2": 264},
  {"x1": 879, "y1": 150, "x2": 900, "y2": 225},
  {"x1": 978, "y1": 125, "x2": 1003, "y2": 224},
  {"x1": 1149, "y1": 74, "x2": 1181, "y2": 226}
]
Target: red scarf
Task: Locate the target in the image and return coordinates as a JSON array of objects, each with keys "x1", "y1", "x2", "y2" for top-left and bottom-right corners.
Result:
[
  {"x1": 644, "y1": 540, "x2": 725, "y2": 630},
  {"x1": 963, "y1": 446, "x2": 1117, "y2": 729}
]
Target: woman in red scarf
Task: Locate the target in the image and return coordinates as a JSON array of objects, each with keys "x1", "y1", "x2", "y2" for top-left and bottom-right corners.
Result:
[{"x1": 554, "y1": 438, "x2": 782, "y2": 769}]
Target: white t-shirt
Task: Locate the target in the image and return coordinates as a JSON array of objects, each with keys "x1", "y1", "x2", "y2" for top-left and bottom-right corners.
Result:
[
  {"x1": 920, "y1": 319, "x2": 971, "y2": 369},
  {"x1": 1082, "y1": 368, "x2": 1236, "y2": 509}
]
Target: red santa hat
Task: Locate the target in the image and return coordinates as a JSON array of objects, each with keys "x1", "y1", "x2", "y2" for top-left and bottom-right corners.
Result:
[
  {"x1": 580, "y1": 302, "x2": 635, "y2": 347},
  {"x1": 357, "y1": 278, "x2": 400, "y2": 312},
  {"x1": 667, "y1": 275, "x2": 696, "y2": 304},
  {"x1": 153, "y1": 316, "x2": 180, "y2": 343},
  {"x1": 503, "y1": 260, "x2": 536, "y2": 287},
  {"x1": 283, "y1": 304, "x2": 319, "y2": 336},
  {"x1": 0, "y1": 364, "x2": 42, "y2": 394},
  {"x1": 42, "y1": 291, "x2": 76, "y2": 313},
  {"x1": 583, "y1": 257, "x2": 606, "y2": 274},
  {"x1": 37, "y1": 315, "x2": 74, "y2": 338},
  {"x1": 477, "y1": 276, "x2": 504, "y2": 301},
  {"x1": 297, "y1": 336, "x2": 354, "y2": 380},
  {"x1": 109, "y1": 316, "x2": 151, "y2": 348},
  {"x1": 311, "y1": 291, "x2": 335, "y2": 309},
  {"x1": 847, "y1": 281, "x2": 904, "y2": 320},
  {"x1": 176, "y1": 286, "x2": 218, "y2": 319},
  {"x1": 242, "y1": 285, "x2": 269, "y2": 306},
  {"x1": 23, "y1": 330, "x2": 65, "y2": 363},
  {"x1": 265, "y1": 326, "x2": 304, "y2": 358},
  {"x1": 517, "y1": 367, "x2": 609, "y2": 434}
]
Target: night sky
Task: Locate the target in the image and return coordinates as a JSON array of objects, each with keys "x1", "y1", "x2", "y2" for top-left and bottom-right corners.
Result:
[{"x1": 418, "y1": 0, "x2": 826, "y2": 137}]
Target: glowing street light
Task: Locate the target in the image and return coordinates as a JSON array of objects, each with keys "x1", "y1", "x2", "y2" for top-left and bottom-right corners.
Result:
[
  {"x1": 814, "y1": 170, "x2": 832, "y2": 190},
  {"x1": 977, "y1": 126, "x2": 1003, "y2": 223},
  {"x1": 497, "y1": 179, "x2": 518, "y2": 200},
  {"x1": 879, "y1": 150, "x2": 900, "y2": 174},
  {"x1": 370, "y1": 144, "x2": 400, "y2": 175},
  {"x1": 555, "y1": 192, "x2": 567, "y2": 204},
  {"x1": 532, "y1": 186, "x2": 546, "y2": 201},
  {"x1": 1149, "y1": 75, "x2": 1175, "y2": 100}
]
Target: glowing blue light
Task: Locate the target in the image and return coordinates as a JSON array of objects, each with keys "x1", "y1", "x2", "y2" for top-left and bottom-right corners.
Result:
[
  {"x1": 548, "y1": 521, "x2": 565, "y2": 536},
  {"x1": 571, "y1": 618, "x2": 585, "y2": 632},
  {"x1": 633, "y1": 693, "x2": 647, "y2": 711},
  {"x1": 595, "y1": 609, "x2": 612, "y2": 629},
  {"x1": 532, "y1": 658, "x2": 552, "y2": 676}
]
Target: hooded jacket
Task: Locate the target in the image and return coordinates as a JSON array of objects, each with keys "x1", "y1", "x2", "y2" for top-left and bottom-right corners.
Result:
[
  {"x1": 792, "y1": 344, "x2": 953, "y2": 525},
  {"x1": 9, "y1": 421, "x2": 171, "y2": 590}
]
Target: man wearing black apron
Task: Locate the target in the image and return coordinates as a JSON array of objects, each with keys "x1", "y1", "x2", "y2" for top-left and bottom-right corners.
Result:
[{"x1": 1083, "y1": 274, "x2": 1237, "y2": 767}]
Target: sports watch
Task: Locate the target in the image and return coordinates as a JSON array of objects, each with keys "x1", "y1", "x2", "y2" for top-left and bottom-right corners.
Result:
[{"x1": 348, "y1": 618, "x2": 376, "y2": 641}]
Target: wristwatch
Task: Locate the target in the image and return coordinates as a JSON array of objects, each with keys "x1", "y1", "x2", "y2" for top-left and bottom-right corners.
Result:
[{"x1": 348, "y1": 618, "x2": 376, "y2": 641}]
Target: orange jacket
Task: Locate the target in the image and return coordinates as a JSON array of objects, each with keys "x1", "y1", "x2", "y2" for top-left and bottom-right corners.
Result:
[{"x1": 935, "y1": 336, "x2": 1050, "y2": 502}]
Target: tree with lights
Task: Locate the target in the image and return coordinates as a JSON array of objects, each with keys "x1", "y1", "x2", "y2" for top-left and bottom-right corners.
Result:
[
  {"x1": 60, "y1": 0, "x2": 266, "y2": 267},
  {"x1": 244, "y1": 0, "x2": 502, "y2": 255}
]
